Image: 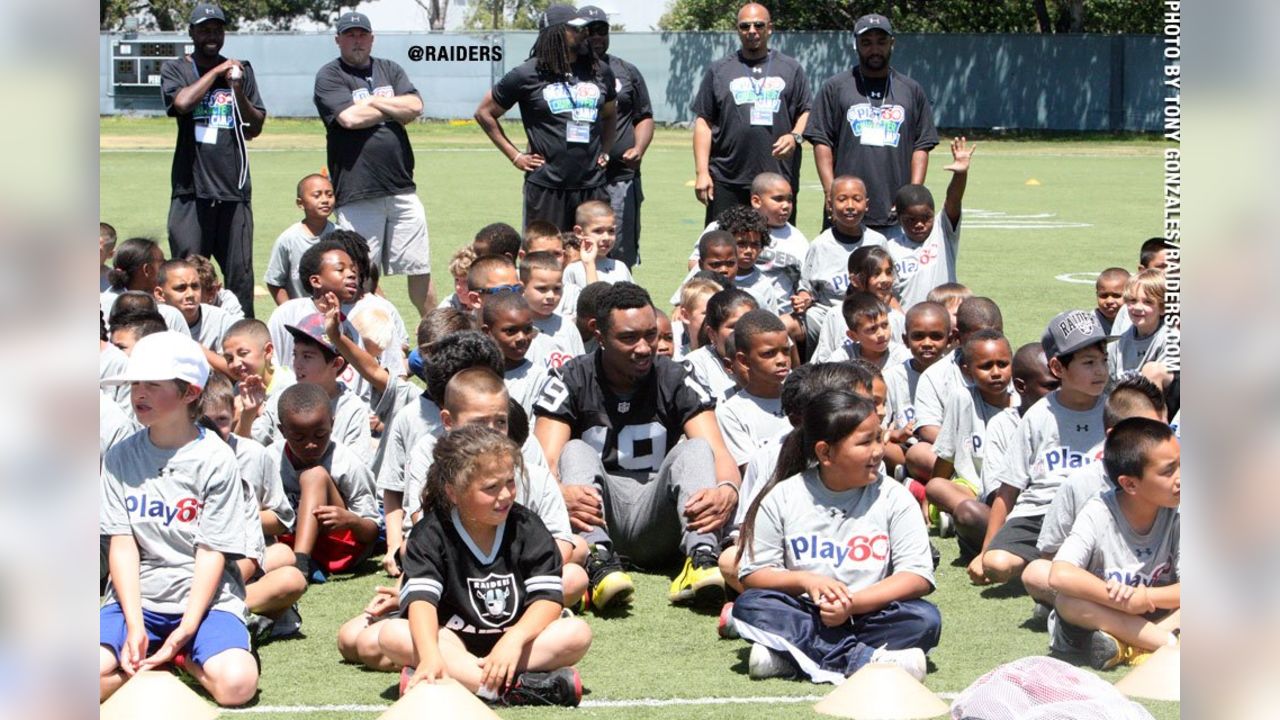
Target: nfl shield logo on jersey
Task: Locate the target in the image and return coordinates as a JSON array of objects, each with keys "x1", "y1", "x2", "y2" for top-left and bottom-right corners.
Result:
[{"x1": 468, "y1": 573, "x2": 519, "y2": 627}]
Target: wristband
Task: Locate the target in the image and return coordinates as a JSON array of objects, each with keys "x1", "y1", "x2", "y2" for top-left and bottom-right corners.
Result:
[
  {"x1": 716, "y1": 481, "x2": 740, "y2": 496},
  {"x1": 512, "y1": 152, "x2": 525, "y2": 166}
]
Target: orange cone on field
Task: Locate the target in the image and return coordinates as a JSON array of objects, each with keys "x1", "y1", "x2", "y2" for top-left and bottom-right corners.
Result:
[
  {"x1": 813, "y1": 663, "x2": 949, "y2": 719},
  {"x1": 1115, "y1": 644, "x2": 1179, "y2": 702},
  {"x1": 378, "y1": 679, "x2": 502, "y2": 720},
  {"x1": 100, "y1": 670, "x2": 220, "y2": 720}
]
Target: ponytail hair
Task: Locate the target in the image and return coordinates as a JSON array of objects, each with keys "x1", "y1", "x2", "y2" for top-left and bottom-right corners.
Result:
[
  {"x1": 107, "y1": 237, "x2": 159, "y2": 291},
  {"x1": 737, "y1": 390, "x2": 877, "y2": 561},
  {"x1": 422, "y1": 425, "x2": 523, "y2": 516}
]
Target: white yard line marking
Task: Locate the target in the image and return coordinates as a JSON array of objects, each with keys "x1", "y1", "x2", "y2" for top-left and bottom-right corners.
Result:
[{"x1": 225, "y1": 692, "x2": 960, "y2": 713}]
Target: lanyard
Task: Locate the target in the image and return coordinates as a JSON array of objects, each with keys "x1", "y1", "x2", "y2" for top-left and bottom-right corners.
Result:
[
  {"x1": 741, "y1": 49, "x2": 774, "y2": 100},
  {"x1": 854, "y1": 67, "x2": 891, "y2": 108}
]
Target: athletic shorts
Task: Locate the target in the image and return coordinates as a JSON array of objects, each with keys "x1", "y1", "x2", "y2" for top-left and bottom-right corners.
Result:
[
  {"x1": 279, "y1": 528, "x2": 373, "y2": 574},
  {"x1": 99, "y1": 603, "x2": 249, "y2": 667},
  {"x1": 336, "y1": 193, "x2": 431, "y2": 276},
  {"x1": 986, "y1": 515, "x2": 1045, "y2": 562},
  {"x1": 522, "y1": 182, "x2": 607, "y2": 232}
]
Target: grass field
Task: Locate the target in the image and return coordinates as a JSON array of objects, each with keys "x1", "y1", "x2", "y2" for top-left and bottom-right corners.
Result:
[{"x1": 100, "y1": 118, "x2": 1175, "y2": 719}]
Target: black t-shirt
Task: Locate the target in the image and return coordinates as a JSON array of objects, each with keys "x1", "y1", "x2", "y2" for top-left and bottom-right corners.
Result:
[
  {"x1": 491, "y1": 57, "x2": 617, "y2": 190},
  {"x1": 804, "y1": 67, "x2": 939, "y2": 226},
  {"x1": 161, "y1": 57, "x2": 265, "y2": 202},
  {"x1": 400, "y1": 504, "x2": 562, "y2": 655},
  {"x1": 313, "y1": 58, "x2": 419, "y2": 205},
  {"x1": 534, "y1": 351, "x2": 715, "y2": 475},
  {"x1": 691, "y1": 49, "x2": 811, "y2": 188},
  {"x1": 602, "y1": 54, "x2": 653, "y2": 183}
]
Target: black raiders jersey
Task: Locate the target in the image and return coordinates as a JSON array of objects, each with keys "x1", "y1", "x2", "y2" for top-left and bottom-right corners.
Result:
[
  {"x1": 399, "y1": 504, "x2": 563, "y2": 653},
  {"x1": 534, "y1": 351, "x2": 716, "y2": 474}
]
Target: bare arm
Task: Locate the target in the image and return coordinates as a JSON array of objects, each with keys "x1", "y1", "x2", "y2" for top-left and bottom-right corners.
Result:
[
  {"x1": 910, "y1": 148, "x2": 929, "y2": 185},
  {"x1": 534, "y1": 415, "x2": 573, "y2": 478},
  {"x1": 598, "y1": 100, "x2": 618, "y2": 160},
  {"x1": 917, "y1": 424, "x2": 940, "y2": 444},
  {"x1": 171, "y1": 60, "x2": 229, "y2": 115},
  {"x1": 267, "y1": 285, "x2": 290, "y2": 306},
  {"x1": 790, "y1": 110, "x2": 810, "y2": 137},
  {"x1": 813, "y1": 142, "x2": 835, "y2": 200},
  {"x1": 336, "y1": 101, "x2": 392, "y2": 130},
  {"x1": 693, "y1": 117, "x2": 714, "y2": 205},
  {"x1": 632, "y1": 117, "x2": 655, "y2": 156},
  {"x1": 474, "y1": 91, "x2": 524, "y2": 162},
  {"x1": 941, "y1": 136, "x2": 974, "y2": 228},
  {"x1": 370, "y1": 93, "x2": 423, "y2": 125}
]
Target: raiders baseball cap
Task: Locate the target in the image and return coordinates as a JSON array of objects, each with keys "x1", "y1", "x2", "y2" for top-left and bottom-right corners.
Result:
[
  {"x1": 189, "y1": 2, "x2": 227, "y2": 26},
  {"x1": 101, "y1": 332, "x2": 211, "y2": 389},
  {"x1": 285, "y1": 313, "x2": 341, "y2": 358},
  {"x1": 1041, "y1": 309, "x2": 1115, "y2": 359},
  {"x1": 854, "y1": 13, "x2": 894, "y2": 36},
  {"x1": 579, "y1": 5, "x2": 609, "y2": 25},
  {"x1": 540, "y1": 4, "x2": 589, "y2": 29},
  {"x1": 336, "y1": 11, "x2": 372, "y2": 33}
]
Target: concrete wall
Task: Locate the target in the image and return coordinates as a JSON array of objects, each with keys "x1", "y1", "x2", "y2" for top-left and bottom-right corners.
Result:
[{"x1": 100, "y1": 31, "x2": 1163, "y2": 131}]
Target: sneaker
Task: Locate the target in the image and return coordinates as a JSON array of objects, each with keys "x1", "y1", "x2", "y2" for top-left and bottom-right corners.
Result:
[
  {"x1": 1088, "y1": 630, "x2": 1147, "y2": 670},
  {"x1": 585, "y1": 545, "x2": 634, "y2": 612},
  {"x1": 295, "y1": 553, "x2": 327, "y2": 585},
  {"x1": 246, "y1": 612, "x2": 274, "y2": 648},
  {"x1": 748, "y1": 643, "x2": 798, "y2": 680},
  {"x1": 271, "y1": 605, "x2": 303, "y2": 638},
  {"x1": 717, "y1": 602, "x2": 739, "y2": 640},
  {"x1": 869, "y1": 646, "x2": 927, "y2": 682},
  {"x1": 559, "y1": 606, "x2": 575, "y2": 619},
  {"x1": 668, "y1": 545, "x2": 725, "y2": 606},
  {"x1": 929, "y1": 540, "x2": 941, "y2": 570},
  {"x1": 1029, "y1": 601, "x2": 1051, "y2": 629},
  {"x1": 399, "y1": 666, "x2": 414, "y2": 697},
  {"x1": 937, "y1": 511, "x2": 955, "y2": 538},
  {"x1": 499, "y1": 667, "x2": 582, "y2": 707}
]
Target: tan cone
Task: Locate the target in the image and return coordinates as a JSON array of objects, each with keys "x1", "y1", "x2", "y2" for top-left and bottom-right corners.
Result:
[
  {"x1": 100, "y1": 670, "x2": 220, "y2": 720},
  {"x1": 813, "y1": 662, "x2": 949, "y2": 719},
  {"x1": 1115, "y1": 644, "x2": 1180, "y2": 702},
  {"x1": 378, "y1": 678, "x2": 502, "y2": 720}
]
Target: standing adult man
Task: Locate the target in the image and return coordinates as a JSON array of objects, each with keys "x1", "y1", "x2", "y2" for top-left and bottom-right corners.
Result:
[
  {"x1": 581, "y1": 5, "x2": 653, "y2": 268},
  {"x1": 534, "y1": 283, "x2": 741, "y2": 613},
  {"x1": 475, "y1": 4, "x2": 618, "y2": 232},
  {"x1": 805, "y1": 14, "x2": 939, "y2": 233},
  {"x1": 692, "y1": 3, "x2": 810, "y2": 225},
  {"x1": 314, "y1": 12, "x2": 434, "y2": 314},
  {"x1": 161, "y1": 2, "x2": 266, "y2": 319}
]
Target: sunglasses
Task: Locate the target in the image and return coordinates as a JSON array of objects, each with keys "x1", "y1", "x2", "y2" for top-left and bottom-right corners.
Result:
[
  {"x1": 478, "y1": 283, "x2": 525, "y2": 296},
  {"x1": 738, "y1": 21, "x2": 767, "y2": 30},
  {"x1": 587, "y1": 23, "x2": 609, "y2": 36}
]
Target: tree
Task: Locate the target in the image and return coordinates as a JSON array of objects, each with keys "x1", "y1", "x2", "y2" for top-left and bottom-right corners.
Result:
[
  {"x1": 658, "y1": 0, "x2": 1163, "y2": 34},
  {"x1": 101, "y1": 0, "x2": 358, "y2": 32},
  {"x1": 463, "y1": 0, "x2": 554, "y2": 30},
  {"x1": 408, "y1": 0, "x2": 448, "y2": 31}
]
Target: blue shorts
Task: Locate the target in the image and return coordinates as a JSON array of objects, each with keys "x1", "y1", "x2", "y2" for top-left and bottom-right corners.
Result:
[{"x1": 99, "y1": 603, "x2": 250, "y2": 667}]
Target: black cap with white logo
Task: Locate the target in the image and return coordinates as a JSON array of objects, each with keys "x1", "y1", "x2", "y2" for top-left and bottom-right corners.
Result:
[{"x1": 854, "y1": 14, "x2": 894, "y2": 36}]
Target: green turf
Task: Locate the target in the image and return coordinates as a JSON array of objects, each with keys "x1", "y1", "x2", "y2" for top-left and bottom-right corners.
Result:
[{"x1": 100, "y1": 119, "x2": 1175, "y2": 718}]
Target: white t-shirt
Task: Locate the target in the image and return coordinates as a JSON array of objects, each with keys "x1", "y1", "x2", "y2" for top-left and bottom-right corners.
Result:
[
  {"x1": 532, "y1": 312, "x2": 586, "y2": 357},
  {"x1": 563, "y1": 258, "x2": 633, "y2": 289},
  {"x1": 882, "y1": 211, "x2": 960, "y2": 310},
  {"x1": 690, "y1": 220, "x2": 810, "y2": 272},
  {"x1": 912, "y1": 349, "x2": 965, "y2": 429},
  {"x1": 264, "y1": 220, "x2": 337, "y2": 299},
  {"x1": 824, "y1": 340, "x2": 913, "y2": 371},
  {"x1": 100, "y1": 342, "x2": 131, "y2": 408},
  {"x1": 187, "y1": 303, "x2": 235, "y2": 353},
  {"x1": 375, "y1": 394, "x2": 444, "y2": 494},
  {"x1": 1001, "y1": 392, "x2": 1107, "y2": 520},
  {"x1": 275, "y1": 440, "x2": 379, "y2": 522},
  {"x1": 100, "y1": 392, "x2": 139, "y2": 457},
  {"x1": 977, "y1": 407, "x2": 1022, "y2": 504},
  {"x1": 716, "y1": 390, "x2": 791, "y2": 467},
  {"x1": 1108, "y1": 322, "x2": 1171, "y2": 382},
  {"x1": 505, "y1": 359, "x2": 551, "y2": 419},
  {"x1": 214, "y1": 288, "x2": 245, "y2": 322},
  {"x1": 1036, "y1": 447, "x2": 1109, "y2": 555},
  {"x1": 228, "y1": 433, "x2": 296, "y2": 534},
  {"x1": 933, "y1": 384, "x2": 1018, "y2": 498},
  {"x1": 882, "y1": 357, "x2": 926, "y2": 430},
  {"x1": 252, "y1": 384, "x2": 375, "y2": 469}
]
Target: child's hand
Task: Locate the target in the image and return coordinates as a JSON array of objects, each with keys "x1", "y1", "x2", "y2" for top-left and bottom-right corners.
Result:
[
  {"x1": 580, "y1": 237, "x2": 599, "y2": 265},
  {"x1": 804, "y1": 575, "x2": 853, "y2": 608},
  {"x1": 405, "y1": 650, "x2": 449, "y2": 690},
  {"x1": 121, "y1": 625, "x2": 149, "y2": 675},
  {"x1": 317, "y1": 292, "x2": 342, "y2": 335},
  {"x1": 370, "y1": 412, "x2": 385, "y2": 435},
  {"x1": 1106, "y1": 579, "x2": 1155, "y2": 613},
  {"x1": 888, "y1": 422, "x2": 915, "y2": 445},
  {"x1": 789, "y1": 291, "x2": 813, "y2": 314},
  {"x1": 818, "y1": 597, "x2": 853, "y2": 627},
  {"x1": 382, "y1": 550, "x2": 402, "y2": 578},
  {"x1": 1140, "y1": 361, "x2": 1174, "y2": 389},
  {"x1": 239, "y1": 375, "x2": 266, "y2": 415},
  {"x1": 364, "y1": 586, "x2": 400, "y2": 616},
  {"x1": 314, "y1": 505, "x2": 355, "y2": 531},
  {"x1": 478, "y1": 633, "x2": 525, "y2": 693},
  {"x1": 967, "y1": 554, "x2": 991, "y2": 585},
  {"x1": 943, "y1": 136, "x2": 976, "y2": 174},
  {"x1": 138, "y1": 626, "x2": 191, "y2": 672}
]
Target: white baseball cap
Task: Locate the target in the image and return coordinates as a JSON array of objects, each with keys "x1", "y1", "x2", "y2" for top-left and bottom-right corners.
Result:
[{"x1": 101, "y1": 331, "x2": 211, "y2": 389}]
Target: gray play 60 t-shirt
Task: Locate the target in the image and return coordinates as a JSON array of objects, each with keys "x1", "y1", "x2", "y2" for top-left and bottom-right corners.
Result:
[
  {"x1": 739, "y1": 468, "x2": 934, "y2": 593},
  {"x1": 100, "y1": 428, "x2": 252, "y2": 618},
  {"x1": 1055, "y1": 490, "x2": 1179, "y2": 589}
]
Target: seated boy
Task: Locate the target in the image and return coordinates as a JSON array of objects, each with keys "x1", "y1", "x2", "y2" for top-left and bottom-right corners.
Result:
[
  {"x1": 883, "y1": 302, "x2": 951, "y2": 449},
  {"x1": 200, "y1": 375, "x2": 308, "y2": 638},
  {"x1": 825, "y1": 292, "x2": 912, "y2": 369},
  {"x1": 521, "y1": 220, "x2": 567, "y2": 266},
  {"x1": 1108, "y1": 269, "x2": 1172, "y2": 383},
  {"x1": 108, "y1": 312, "x2": 168, "y2": 358},
  {"x1": 222, "y1": 319, "x2": 296, "y2": 439},
  {"x1": 719, "y1": 208, "x2": 797, "y2": 316},
  {"x1": 154, "y1": 259, "x2": 235, "y2": 354},
  {"x1": 468, "y1": 254, "x2": 570, "y2": 370},
  {"x1": 563, "y1": 201, "x2": 634, "y2": 288},
  {"x1": 482, "y1": 292, "x2": 551, "y2": 418},
  {"x1": 717, "y1": 310, "x2": 793, "y2": 472},
  {"x1": 437, "y1": 244, "x2": 477, "y2": 312},
  {"x1": 189, "y1": 255, "x2": 245, "y2": 322},
  {"x1": 249, "y1": 313, "x2": 375, "y2": 471},
  {"x1": 1093, "y1": 267, "x2": 1130, "y2": 335},
  {"x1": 667, "y1": 231, "x2": 740, "y2": 308},
  {"x1": 672, "y1": 277, "x2": 725, "y2": 361},
  {"x1": 972, "y1": 310, "x2": 1111, "y2": 587},
  {"x1": 472, "y1": 221, "x2": 522, "y2": 260},
  {"x1": 926, "y1": 283, "x2": 971, "y2": 344},
  {"x1": 273, "y1": 383, "x2": 381, "y2": 584},
  {"x1": 1048, "y1": 417, "x2": 1180, "y2": 668},
  {"x1": 522, "y1": 250, "x2": 586, "y2": 356},
  {"x1": 654, "y1": 307, "x2": 676, "y2": 358},
  {"x1": 682, "y1": 289, "x2": 757, "y2": 402},
  {"x1": 265, "y1": 173, "x2": 336, "y2": 305},
  {"x1": 689, "y1": 173, "x2": 810, "y2": 273}
]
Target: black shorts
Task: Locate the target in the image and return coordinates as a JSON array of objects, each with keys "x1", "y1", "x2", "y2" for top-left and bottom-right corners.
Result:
[
  {"x1": 522, "y1": 182, "x2": 608, "y2": 232},
  {"x1": 986, "y1": 515, "x2": 1044, "y2": 562},
  {"x1": 167, "y1": 195, "x2": 256, "y2": 319}
]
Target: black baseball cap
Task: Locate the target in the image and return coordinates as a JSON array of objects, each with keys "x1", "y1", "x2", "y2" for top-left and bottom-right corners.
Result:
[
  {"x1": 579, "y1": 5, "x2": 608, "y2": 25},
  {"x1": 540, "y1": 4, "x2": 589, "y2": 30},
  {"x1": 189, "y1": 2, "x2": 226, "y2": 26},
  {"x1": 854, "y1": 13, "x2": 894, "y2": 36},
  {"x1": 337, "y1": 11, "x2": 373, "y2": 33}
]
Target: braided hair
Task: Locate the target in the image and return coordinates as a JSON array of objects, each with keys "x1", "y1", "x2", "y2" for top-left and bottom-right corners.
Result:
[{"x1": 530, "y1": 22, "x2": 577, "y2": 79}]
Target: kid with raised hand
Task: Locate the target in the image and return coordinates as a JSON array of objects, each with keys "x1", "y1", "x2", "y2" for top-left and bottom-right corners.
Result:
[
  {"x1": 99, "y1": 332, "x2": 258, "y2": 706},
  {"x1": 813, "y1": 245, "x2": 904, "y2": 363},
  {"x1": 265, "y1": 173, "x2": 337, "y2": 305},
  {"x1": 731, "y1": 391, "x2": 940, "y2": 683},
  {"x1": 222, "y1": 319, "x2": 295, "y2": 440},
  {"x1": 884, "y1": 136, "x2": 974, "y2": 310},
  {"x1": 1048, "y1": 417, "x2": 1180, "y2": 669},
  {"x1": 683, "y1": 289, "x2": 758, "y2": 402},
  {"x1": 564, "y1": 200, "x2": 633, "y2": 288},
  {"x1": 379, "y1": 425, "x2": 592, "y2": 706},
  {"x1": 925, "y1": 330, "x2": 1016, "y2": 555}
]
